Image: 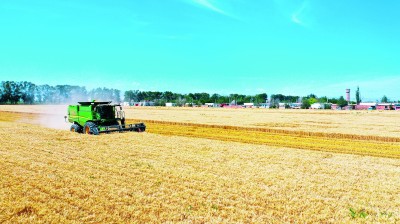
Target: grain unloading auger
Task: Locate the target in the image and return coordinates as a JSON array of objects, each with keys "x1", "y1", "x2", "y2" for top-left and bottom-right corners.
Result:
[{"x1": 65, "y1": 101, "x2": 145, "y2": 135}]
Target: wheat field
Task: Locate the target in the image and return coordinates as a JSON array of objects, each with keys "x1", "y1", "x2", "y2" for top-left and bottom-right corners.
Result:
[
  {"x1": 2, "y1": 105, "x2": 399, "y2": 137},
  {"x1": 124, "y1": 107, "x2": 400, "y2": 138},
  {"x1": 1, "y1": 106, "x2": 400, "y2": 223}
]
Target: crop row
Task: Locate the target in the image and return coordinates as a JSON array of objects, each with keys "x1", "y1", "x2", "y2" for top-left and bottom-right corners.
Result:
[
  {"x1": 134, "y1": 119, "x2": 400, "y2": 143},
  {"x1": 129, "y1": 119, "x2": 400, "y2": 159}
]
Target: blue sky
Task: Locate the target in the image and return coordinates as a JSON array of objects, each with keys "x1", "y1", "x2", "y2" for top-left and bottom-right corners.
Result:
[{"x1": 0, "y1": 0, "x2": 399, "y2": 101}]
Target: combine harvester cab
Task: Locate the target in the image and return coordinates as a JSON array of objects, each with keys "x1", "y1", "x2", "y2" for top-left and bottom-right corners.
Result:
[{"x1": 66, "y1": 101, "x2": 145, "y2": 135}]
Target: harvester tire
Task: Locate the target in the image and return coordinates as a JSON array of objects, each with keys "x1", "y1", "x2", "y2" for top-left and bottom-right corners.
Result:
[
  {"x1": 70, "y1": 124, "x2": 81, "y2": 133},
  {"x1": 84, "y1": 122, "x2": 99, "y2": 135}
]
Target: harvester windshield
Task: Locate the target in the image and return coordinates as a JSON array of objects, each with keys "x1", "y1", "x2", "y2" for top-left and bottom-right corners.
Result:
[{"x1": 95, "y1": 105, "x2": 115, "y2": 119}]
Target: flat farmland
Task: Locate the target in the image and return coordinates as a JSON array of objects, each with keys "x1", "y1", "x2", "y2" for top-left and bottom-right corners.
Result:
[
  {"x1": 124, "y1": 107, "x2": 400, "y2": 138},
  {"x1": 1, "y1": 105, "x2": 400, "y2": 223},
  {"x1": 2, "y1": 105, "x2": 399, "y2": 137}
]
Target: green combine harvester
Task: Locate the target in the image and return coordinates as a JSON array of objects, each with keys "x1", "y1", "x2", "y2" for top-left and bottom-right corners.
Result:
[{"x1": 65, "y1": 101, "x2": 146, "y2": 135}]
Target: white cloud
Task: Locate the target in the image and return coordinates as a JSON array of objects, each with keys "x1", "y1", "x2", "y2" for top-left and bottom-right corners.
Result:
[
  {"x1": 291, "y1": 14, "x2": 302, "y2": 25},
  {"x1": 274, "y1": 0, "x2": 312, "y2": 27},
  {"x1": 291, "y1": 1, "x2": 309, "y2": 26},
  {"x1": 192, "y1": 0, "x2": 227, "y2": 15},
  {"x1": 184, "y1": 0, "x2": 237, "y2": 18}
]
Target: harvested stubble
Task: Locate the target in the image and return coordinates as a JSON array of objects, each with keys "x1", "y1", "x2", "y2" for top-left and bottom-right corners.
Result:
[
  {"x1": 129, "y1": 119, "x2": 400, "y2": 159},
  {"x1": 122, "y1": 107, "x2": 400, "y2": 138},
  {"x1": 1, "y1": 117, "x2": 400, "y2": 223}
]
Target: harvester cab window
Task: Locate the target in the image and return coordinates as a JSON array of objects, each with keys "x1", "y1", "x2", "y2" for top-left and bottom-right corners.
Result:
[{"x1": 95, "y1": 106, "x2": 115, "y2": 119}]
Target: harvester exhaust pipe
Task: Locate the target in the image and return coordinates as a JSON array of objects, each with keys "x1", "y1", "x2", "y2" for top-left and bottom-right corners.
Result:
[{"x1": 64, "y1": 116, "x2": 68, "y2": 123}]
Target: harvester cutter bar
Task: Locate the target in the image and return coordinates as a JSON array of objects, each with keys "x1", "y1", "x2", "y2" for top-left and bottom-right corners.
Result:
[{"x1": 99, "y1": 123, "x2": 146, "y2": 134}]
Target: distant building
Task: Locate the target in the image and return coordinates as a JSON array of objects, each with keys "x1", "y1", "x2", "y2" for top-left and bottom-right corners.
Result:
[
  {"x1": 185, "y1": 103, "x2": 199, "y2": 107},
  {"x1": 355, "y1": 103, "x2": 396, "y2": 110},
  {"x1": 222, "y1": 104, "x2": 243, "y2": 109},
  {"x1": 204, "y1": 103, "x2": 219, "y2": 108},
  {"x1": 377, "y1": 103, "x2": 393, "y2": 110},
  {"x1": 310, "y1": 103, "x2": 324, "y2": 109},
  {"x1": 290, "y1": 103, "x2": 302, "y2": 109},
  {"x1": 278, "y1": 103, "x2": 286, "y2": 109},
  {"x1": 166, "y1": 102, "x2": 177, "y2": 107},
  {"x1": 243, "y1": 103, "x2": 254, "y2": 108},
  {"x1": 259, "y1": 103, "x2": 271, "y2": 108},
  {"x1": 131, "y1": 101, "x2": 155, "y2": 106},
  {"x1": 355, "y1": 102, "x2": 377, "y2": 110},
  {"x1": 311, "y1": 103, "x2": 332, "y2": 109},
  {"x1": 345, "y1": 104, "x2": 356, "y2": 110}
]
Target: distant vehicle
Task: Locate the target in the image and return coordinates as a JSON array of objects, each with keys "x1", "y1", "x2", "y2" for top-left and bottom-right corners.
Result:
[{"x1": 368, "y1": 106, "x2": 376, "y2": 111}]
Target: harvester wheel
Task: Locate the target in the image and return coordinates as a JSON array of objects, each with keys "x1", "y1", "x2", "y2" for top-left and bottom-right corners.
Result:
[
  {"x1": 70, "y1": 124, "x2": 81, "y2": 133},
  {"x1": 84, "y1": 122, "x2": 99, "y2": 135}
]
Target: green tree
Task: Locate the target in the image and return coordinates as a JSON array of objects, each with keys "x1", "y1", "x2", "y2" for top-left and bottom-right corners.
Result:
[
  {"x1": 2, "y1": 81, "x2": 22, "y2": 104},
  {"x1": 307, "y1": 93, "x2": 317, "y2": 99},
  {"x1": 308, "y1": 98, "x2": 318, "y2": 105},
  {"x1": 319, "y1": 96, "x2": 328, "y2": 103},
  {"x1": 19, "y1": 81, "x2": 36, "y2": 104},
  {"x1": 381, "y1": 95, "x2": 388, "y2": 103},
  {"x1": 210, "y1": 93, "x2": 220, "y2": 103},
  {"x1": 328, "y1": 97, "x2": 338, "y2": 104},
  {"x1": 89, "y1": 87, "x2": 120, "y2": 103},
  {"x1": 199, "y1": 93, "x2": 210, "y2": 104},
  {"x1": 163, "y1": 91, "x2": 174, "y2": 102},
  {"x1": 301, "y1": 98, "x2": 311, "y2": 109},
  {"x1": 124, "y1": 90, "x2": 134, "y2": 102},
  {"x1": 337, "y1": 96, "x2": 348, "y2": 108},
  {"x1": 255, "y1": 93, "x2": 268, "y2": 105},
  {"x1": 355, "y1": 86, "x2": 361, "y2": 104}
]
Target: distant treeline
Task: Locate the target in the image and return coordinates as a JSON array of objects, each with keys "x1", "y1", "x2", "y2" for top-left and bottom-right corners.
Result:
[
  {"x1": 3, "y1": 81, "x2": 393, "y2": 108},
  {"x1": 0, "y1": 81, "x2": 120, "y2": 104},
  {"x1": 120, "y1": 92, "x2": 350, "y2": 108},
  {"x1": 124, "y1": 90, "x2": 268, "y2": 106},
  {"x1": 0, "y1": 81, "x2": 268, "y2": 106}
]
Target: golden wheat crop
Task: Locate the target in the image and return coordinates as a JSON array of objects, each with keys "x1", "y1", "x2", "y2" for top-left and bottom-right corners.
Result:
[
  {"x1": 1, "y1": 115, "x2": 400, "y2": 223},
  {"x1": 2, "y1": 105, "x2": 400, "y2": 137},
  {"x1": 1, "y1": 107, "x2": 400, "y2": 222},
  {"x1": 3, "y1": 111, "x2": 400, "y2": 158},
  {"x1": 122, "y1": 106, "x2": 400, "y2": 138},
  {"x1": 128, "y1": 119, "x2": 400, "y2": 159}
]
